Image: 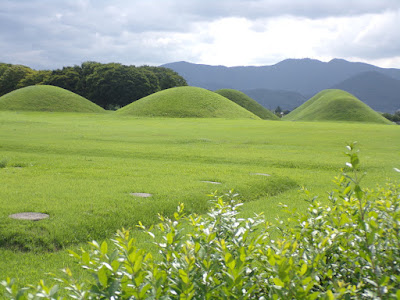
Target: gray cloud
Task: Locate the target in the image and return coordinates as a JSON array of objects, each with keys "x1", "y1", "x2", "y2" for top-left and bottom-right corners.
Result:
[
  {"x1": 0, "y1": 0, "x2": 400, "y2": 69},
  {"x1": 168, "y1": 0, "x2": 400, "y2": 20}
]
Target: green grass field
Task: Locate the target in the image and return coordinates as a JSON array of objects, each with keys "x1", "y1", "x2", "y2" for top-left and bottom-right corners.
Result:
[
  {"x1": 0, "y1": 110, "x2": 399, "y2": 288},
  {"x1": 116, "y1": 86, "x2": 259, "y2": 119},
  {"x1": 214, "y1": 89, "x2": 279, "y2": 120},
  {"x1": 284, "y1": 89, "x2": 392, "y2": 124}
]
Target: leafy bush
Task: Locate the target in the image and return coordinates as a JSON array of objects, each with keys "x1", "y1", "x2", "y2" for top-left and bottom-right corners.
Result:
[
  {"x1": 0, "y1": 158, "x2": 9, "y2": 168},
  {"x1": 2, "y1": 144, "x2": 400, "y2": 299},
  {"x1": 382, "y1": 112, "x2": 400, "y2": 123}
]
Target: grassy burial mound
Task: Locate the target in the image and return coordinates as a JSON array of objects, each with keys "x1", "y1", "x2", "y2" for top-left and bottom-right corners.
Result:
[
  {"x1": 115, "y1": 86, "x2": 260, "y2": 119},
  {"x1": 283, "y1": 89, "x2": 392, "y2": 124},
  {"x1": 0, "y1": 85, "x2": 105, "y2": 113},
  {"x1": 214, "y1": 89, "x2": 279, "y2": 120}
]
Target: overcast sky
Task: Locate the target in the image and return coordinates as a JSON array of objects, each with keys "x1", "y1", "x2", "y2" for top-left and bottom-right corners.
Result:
[{"x1": 1, "y1": 0, "x2": 400, "y2": 70}]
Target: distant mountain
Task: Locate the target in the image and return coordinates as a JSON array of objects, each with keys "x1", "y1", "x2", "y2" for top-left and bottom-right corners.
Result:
[
  {"x1": 162, "y1": 59, "x2": 400, "y2": 96},
  {"x1": 161, "y1": 59, "x2": 400, "y2": 113},
  {"x1": 240, "y1": 89, "x2": 307, "y2": 111},
  {"x1": 331, "y1": 71, "x2": 400, "y2": 113}
]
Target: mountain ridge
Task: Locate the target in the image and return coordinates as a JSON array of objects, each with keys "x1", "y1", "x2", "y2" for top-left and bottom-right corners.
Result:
[{"x1": 162, "y1": 59, "x2": 400, "y2": 113}]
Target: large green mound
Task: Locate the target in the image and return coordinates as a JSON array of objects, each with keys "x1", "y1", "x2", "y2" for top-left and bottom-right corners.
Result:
[
  {"x1": 283, "y1": 89, "x2": 392, "y2": 124},
  {"x1": 214, "y1": 89, "x2": 279, "y2": 120},
  {"x1": 0, "y1": 85, "x2": 105, "y2": 113},
  {"x1": 115, "y1": 86, "x2": 260, "y2": 119}
]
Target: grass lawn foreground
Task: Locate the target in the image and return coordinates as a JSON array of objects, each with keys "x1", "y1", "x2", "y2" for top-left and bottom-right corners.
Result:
[{"x1": 0, "y1": 110, "x2": 399, "y2": 288}]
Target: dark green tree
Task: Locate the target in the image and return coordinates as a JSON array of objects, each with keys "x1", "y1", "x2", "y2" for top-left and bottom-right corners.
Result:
[
  {"x1": 17, "y1": 70, "x2": 52, "y2": 88},
  {"x1": 85, "y1": 63, "x2": 158, "y2": 109},
  {"x1": 0, "y1": 63, "x2": 12, "y2": 78},
  {"x1": 382, "y1": 112, "x2": 400, "y2": 122},
  {"x1": 274, "y1": 106, "x2": 283, "y2": 117},
  {"x1": 140, "y1": 66, "x2": 187, "y2": 90},
  {"x1": 0, "y1": 65, "x2": 34, "y2": 96},
  {"x1": 42, "y1": 66, "x2": 82, "y2": 93},
  {"x1": 77, "y1": 61, "x2": 102, "y2": 97}
]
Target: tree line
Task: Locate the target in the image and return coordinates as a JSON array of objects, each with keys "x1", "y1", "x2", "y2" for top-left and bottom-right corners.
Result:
[
  {"x1": 382, "y1": 111, "x2": 400, "y2": 123},
  {"x1": 0, "y1": 62, "x2": 187, "y2": 109}
]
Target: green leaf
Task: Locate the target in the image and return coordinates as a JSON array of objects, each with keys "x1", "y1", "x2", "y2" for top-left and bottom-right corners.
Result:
[
  {"x1": 309, "y1": 292, "x2": 320, "y2": 300},
  {"x1": 326, "y1": 290, "x2": 334, "y2": 300},
  {"x1": 228, "y1": 259, "x2": 236, "y2": 270},
  {"x1": 302, "y1": 277, "x2": 312, "y2": 286},
  {"x1": 179, "y1": 269, "x2": 189, "y2": 284},
  {"x1": 166, "y1": 232, "x2": 174, "y2": 245},
  {"x1": 111, "y1": 260, "x2": 120, "y2": 272},
  {"x1": 273, "y1": 277, "x2": 285, "y2": 287},
  {"x1": 224, "y1": 252, "x2": 233, "y2": 264},
  {"x1": 100, "y1": 241, "x2": 108, "y2": 255},
  {"x1": 139, "y1": 283, "x2": 152, "y2": 298},
  {"x1": 68, "y1": 250, "x2": 81, "y2": 260},
  {"x1": 268, "y1": 255, "x2": 276, "y2": 266},
  {"x1": 82, "y1": 251, "x2": 90, "y2": 265},
  {"x1": 354, "y1": 185, "x2": 364, "y2": 199},
  {"x1": 343, "y1": 186, "x2": 352, "y2": 195},
  {"x1": 49, "y1": 285, "x2": 59, "y2": 296},
  {"x1": 98, "y1": 266, "x2": 108, "y2": 287},
  {"x1": 133, "y1": 255, "x2": 143, "y2": 273},
  {"x1": 299, "y1": 263, "x2": 307, "y2": 276},
  {"x1": 351, "y1": 154, "x2": 359, "y2": 168}
]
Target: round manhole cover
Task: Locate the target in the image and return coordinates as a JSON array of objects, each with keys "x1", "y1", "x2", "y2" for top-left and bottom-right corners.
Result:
[
  {"x1": 9, "y1": 212, "x2": 49, "y2": 221},
  {"x1": 250, "y1": 173, "x2": 271, "y2": 176},
  {"x1": 130, "y1": 193, "x2": 152, "y2": 198},
  {"x1": 200, "y1": 181, "x2": 222, "y2": 184}
]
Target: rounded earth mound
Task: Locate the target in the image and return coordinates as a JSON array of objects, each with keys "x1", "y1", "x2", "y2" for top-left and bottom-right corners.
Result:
[
  {"x1": 215, "y1": 89, "x2": 279, "y2": 120},
  {"x1": 283, "y1": 89, "x2": 391, "y2": 124},
  {"x1": 0, "y1": 85, "x2": 105, "y2": 113},
  {"x1": 115, "y1": 86, "x2": 260, "y2": 119}
]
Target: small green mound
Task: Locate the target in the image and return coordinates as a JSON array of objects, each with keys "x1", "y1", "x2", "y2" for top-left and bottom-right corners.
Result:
[
  {"x1": 283, "y1": 89, "x2": 392, "y2": 124},
  {"x1": 115, "y1": 86, "x2": 260, "y2": 119},
  {"x1": 0, "y1": 85, "x2": 105, "y2": 113},
  {"x1": 214, "y1": 89, "x2": 279, "y2": 120}
]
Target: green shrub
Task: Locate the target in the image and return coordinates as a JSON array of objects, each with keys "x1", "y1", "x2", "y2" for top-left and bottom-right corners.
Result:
[
  {"x1": 0, "y1": 158, "x2": 9, "y2": 168},
  {"x1": 2, "y1": 144, "x2": 400, "y2": 299}
]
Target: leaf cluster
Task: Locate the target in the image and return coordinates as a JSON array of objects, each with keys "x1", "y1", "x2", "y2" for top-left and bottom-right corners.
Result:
[{"x1": 2, "y1": 144, "x2": 400, "y2": 299}]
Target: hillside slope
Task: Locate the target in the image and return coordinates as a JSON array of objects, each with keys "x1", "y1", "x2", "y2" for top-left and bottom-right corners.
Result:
[
  {"x1": 115, "y1": 86, "x2": 260, "y2": 119},
  {"x1": 283, "y1": 89, "x2": 392, "y2": 124},
  {"x1": 0, "y1": 85, "x2": 105, "y2": 113},
  {"x1": 214, "y1": 89, "x2": 278, "y2": 120}
]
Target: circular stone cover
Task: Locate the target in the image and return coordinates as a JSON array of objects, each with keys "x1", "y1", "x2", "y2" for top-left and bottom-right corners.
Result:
[
  {"x1": 130, "y1": 192, "x2": 152, "y2": 198},
  {"x1": 250, "y1": 173, "x2": 271, "y2": 176},
  {"x1": 200, "y1": 181, "x2": 222, "y2": 184},
  {"x1": 9, "y1": 212, "x2": 49, "y2": 221}
]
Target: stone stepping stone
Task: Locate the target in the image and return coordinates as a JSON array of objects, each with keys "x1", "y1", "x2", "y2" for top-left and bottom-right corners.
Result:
[
  {"x1": 250, "y1": 173, "x2": 271, "y2": 176},
  {"x1": 130, "y1": 192, "x2": 152, "y2": 198},
  {"x1": 9, "y1": 212, "x2": 49, "y2": 221},
  {"x1": 200, "y1": 181, "x2": 222, "y2": 184}
]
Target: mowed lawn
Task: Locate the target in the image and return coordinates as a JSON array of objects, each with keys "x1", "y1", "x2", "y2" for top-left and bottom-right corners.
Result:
[{"x1": 0, "y1": 111, "x2": 399, "y2": 286}]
